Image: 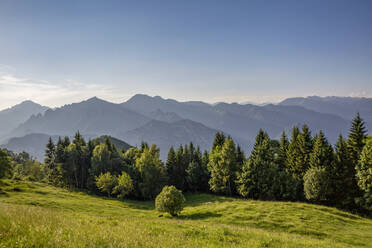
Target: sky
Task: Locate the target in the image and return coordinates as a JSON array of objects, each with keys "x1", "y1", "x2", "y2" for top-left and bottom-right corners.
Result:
[{"x1": 0, "y1": 0, "x2": 371, "y2": 110}]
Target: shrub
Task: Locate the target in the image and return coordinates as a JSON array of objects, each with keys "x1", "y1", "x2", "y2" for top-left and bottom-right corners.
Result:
[
  {"x1": 95, "y1": 172, "x2": 117, "y2": 197},
  {"x1": 113, "y1": 171, "x2": 133, "y2": 199},
  {"x1": 155, "y1": 186, "x2": 185, "y2": 216},
  {"x1": 304, "y1": 167, "x2": 330, "y2": 202}
]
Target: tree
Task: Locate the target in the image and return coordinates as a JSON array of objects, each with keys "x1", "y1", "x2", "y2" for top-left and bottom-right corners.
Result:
[
  {"x1": 276, "y1": 131, "x2": 289, "y2": 169},
  {"x1": 347, "y1": 113, "x2": 367, "y2": 165},
  {"x1": 212, "y1": 132, "x2": 226, "y2": 150},
  {"x1": 155, "y1": 186, "x2": 186, "y2": 216},
  {"x1": 186, "y1": 147, "x2": 209, "y2": 192},
  {"x1": 166, "y1": 145, "x2": 187, "y2": 190},
  {"x1": 208, "y1": 138, "x2": 237, "y2": 195},
  {"x1": 304, "y1": 166, "x2": 331, "y2": 202},
  {"x1": 0, "y1": 149, "x2": 12, "y2": 179},
  {"x1": 347, "y1": 113, "x2": 367, "y2": 207},
  {"x1": 330, "y1": 135, "x2": 355, "y2": 207},
  {"x1": 286, "y1": 126, "x2": 312, "y2": 183},
  {"x1": 113, "y1": 171, "x2": 133, "y2": 199},
  {"x1": 309, "y1": 131, "x2": 333, "y2": 169},
  {"x1": 135, "y1": 145, "x2": 167, "y2": 199},
  {"x1": 95, "y1": 172, "x2": 118, "y2": 197},
  {"x1": 44, "y1": 137, "x2": 60, "y2": 185},
  {"x1": 356, "y1": 135, "x2": 372, "y2": 212},
  {"x1": 237, "y1": 134, "x2": 276, "y2": 200}
]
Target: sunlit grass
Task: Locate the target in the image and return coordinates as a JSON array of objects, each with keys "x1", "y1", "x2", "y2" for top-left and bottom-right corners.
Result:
[{"x1": 0, "y1": 179, "x2": 371, "y2": 247}]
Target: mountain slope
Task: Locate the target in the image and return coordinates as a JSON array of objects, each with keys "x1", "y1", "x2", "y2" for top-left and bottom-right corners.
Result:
[
  {"x1": 123, "y1": 119, "x2": 220, "y2": 159},
  {"x1": 280, "y1": 96, "x2": 372, "y2": 128},
  {"x1": 9, "y1": 97, "x2": 150, "y2": 140},
  {"x1": 91, "y1": 135, "x2": 132, "y2": 151},
  {"x1": 123, "y1": 94, "x2": 350, "y2": 144},
  {"x1": 1, "y1": 133, "x2": 59, "y2": 161},
  {"x1": 0, "y1": 101, "x2": 49, "y2": 141}
]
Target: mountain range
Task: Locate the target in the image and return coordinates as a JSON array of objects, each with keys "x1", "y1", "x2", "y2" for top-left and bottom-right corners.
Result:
[{"x1": 0, "y1": 95, "x2": 370, "y2": 161}]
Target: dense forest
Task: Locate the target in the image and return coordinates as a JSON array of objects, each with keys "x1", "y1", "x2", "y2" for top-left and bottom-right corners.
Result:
[{"x1": 0, "y1": 113, "x2": 371, "y2": 214}]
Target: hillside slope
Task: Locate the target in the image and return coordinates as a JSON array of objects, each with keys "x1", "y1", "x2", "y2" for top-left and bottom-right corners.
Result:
[{"x1": 1, "y1": 180, "x2": 371, "y2": 248}]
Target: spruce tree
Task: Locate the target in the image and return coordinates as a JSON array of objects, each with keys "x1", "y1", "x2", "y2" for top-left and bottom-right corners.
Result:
[
  {"x1": 186, "y1": 147, "x2": 209, "y2": 192},
  {"x1": 356, "y1": 135, "x2": 372, "y2": 212},
  {"x1": 166, "y1": 147, "x2": 177, "y2": 186},
  {"x1": 346, "y1": 113, "x2": 367, "y2": 207},
  {"x1": 331, "y1": 135, "x2": 355, "y2": 207},
  {"x1": 212, "y1": 132, "x2": 226, "y2": 150},
  {"x1": 286, "y1": 126, "x2": 302, "y2": 179},
  {"x1": 208, "y1": 138, "x2": 237, "y2": 195},
  {"x1": 44, "y1": 137, "x2": 59, "y2": 185},
  {"x1": 347, "y1": 113, "x2": 367, "y2": 165},
  {"x1": 309, "y1": 131, "x2": 333, "y2": 169},
  {"x1": 276, "y1": 131, "x2": 289, "y2": 169},
  {"x1": 237, "y1": 134, "x2": 277, "y2": 200}
]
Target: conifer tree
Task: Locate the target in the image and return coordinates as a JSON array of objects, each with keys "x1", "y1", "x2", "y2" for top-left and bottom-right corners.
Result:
[
  {"x1": 309, "y1": 131, "x2": 333, "y2": 169},
  {"x1": 166, "y1": 147, "x2": 178, "y2": 186},
  {"x1": 237, "y1": 134, "x2": 276, "y2": 200},
  {"x1": 347, "y1": 113, "x2": 367, "y2": 165},
  {"x1": 346, "y1": 113, "x2": 367, "y2": 207},
  {"x1": 356, "y1": 135, "x2": 372, "y2": 212},
  {"x1": 186, "y1": 147, "x2": 209, "y2": 192},
  {"x1": 331, "y1": 135, "x2": 355, "y2": 207},
  {"x1": 208, "y1": 138, "x2": 237, "y2": 195},
  {"x1": 44, "y1": 137, "x2": 59, "y2": 184},
  {"x1": 276, "y1": 131, "x2": 289, "y2": 169},
  {"x1": 212, "y1": 132, "x2": 226, "y2": 150}
]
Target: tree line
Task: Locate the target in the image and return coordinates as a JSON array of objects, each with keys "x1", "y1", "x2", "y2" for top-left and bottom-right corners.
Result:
[{"x1": 0, "y1": 113, "x2": 370, "y2": 214}]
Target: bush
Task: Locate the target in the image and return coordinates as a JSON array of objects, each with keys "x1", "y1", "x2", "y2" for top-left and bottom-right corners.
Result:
[
  {"x1": 113, "y1": 171, "x2": 133, "y2": 199},
  {"x1": 304, "y1": 167, "x2": 330, "y2": 202},
  {"x1": 155, "y1": 186, "x2": 185, "y2": 216},
  {"x1": 95, "y1": 172, "x2": 117, "y2": 197}
]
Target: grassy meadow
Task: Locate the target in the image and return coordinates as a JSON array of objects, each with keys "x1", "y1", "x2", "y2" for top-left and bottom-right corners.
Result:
[{"x1": 0, "y1": 179, "x2": 371, "y2": 248}]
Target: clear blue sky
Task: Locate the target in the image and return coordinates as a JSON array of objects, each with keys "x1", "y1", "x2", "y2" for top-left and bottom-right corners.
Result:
[{"x1": 0, "y1": 0, "x2": 371, "y2": 109}]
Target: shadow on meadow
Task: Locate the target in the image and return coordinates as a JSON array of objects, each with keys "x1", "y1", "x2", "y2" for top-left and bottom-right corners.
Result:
[{"x1": 176, "y1": 211, "x2": 222, "y2": 220}]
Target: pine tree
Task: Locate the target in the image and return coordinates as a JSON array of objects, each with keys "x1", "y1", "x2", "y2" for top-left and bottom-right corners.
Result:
[
  {"x1": 237, "y1": 134, "x2": 276, "y2": 200},
  {"x1": 346, "y1": 113, "x2": 367, "y2": 208},
  {"x1": 286, "y1": 126, "x2": 301, "y2": 179},
  {"x1": 347, "y1": 113, "x2": 367, "y2": 165},
  {"x1": 212, "y1": 132, "x2": 226, "y2": 150},
  {"x1": 331, "y1": 135, "x2": 355, "y2": 207},
  {"x1": 236, "y1": 145, "x2": 245, "y2": 167},
  {"x1": 356, "y1": 135, "x2": 372, "y2": 212},
  {"x1": 186, "y1": 147, "x2": 209, "y2": 192},
  {"x1": 166, "y1": 147, "x2": 178, "y2": 186},
  {"x1": 309, "y1": 131, "x2": 333, "y2": 169},
  {"x1": 208, "y1": 138, "x2": 237, "y2": 195},
  {"x1": 276, "y1": 131, "x2": 289, "y2": 169},
  {"x1": 44, "y1": 137, "x2": 59, "y2": 185}
]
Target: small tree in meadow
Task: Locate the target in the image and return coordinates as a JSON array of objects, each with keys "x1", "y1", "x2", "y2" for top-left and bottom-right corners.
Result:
[
  {"x1": 113, "y1": 171, "x2": 133, "y2": 199},
  {"x1": 155, "y1": 186, "x2": 185, "y2": 216},
  {"x1": 95, "y1": 172, "x2": 117, "y2": 197}
]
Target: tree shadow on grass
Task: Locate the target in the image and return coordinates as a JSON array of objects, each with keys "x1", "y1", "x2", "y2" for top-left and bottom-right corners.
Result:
[
  {"x1": 177, "y1": 211, "x2": 222, "y2": 220},
  {"x1": 184, "y1": 193, "x2": 235, "y2": 207}
]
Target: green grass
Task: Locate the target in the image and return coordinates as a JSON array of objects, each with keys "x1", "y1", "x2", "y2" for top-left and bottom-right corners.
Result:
[{"x1": 0, "y1": 180, "x2": 371, "y2": 247}]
